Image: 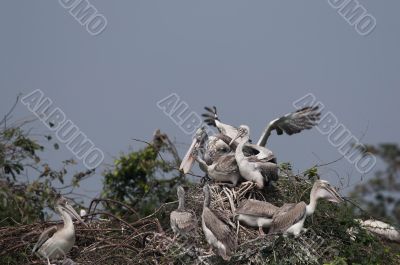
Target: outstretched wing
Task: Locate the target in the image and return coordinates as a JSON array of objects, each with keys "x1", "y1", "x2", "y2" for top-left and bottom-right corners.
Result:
[
  {"x1": 257, "y1": 106, "x2": 321, "y2": 147},
  {"x1": 202, "y1": 106, "x2": 219, "y2": 127},
  {"x1": 32, "y1": 226, "x2": 58, "y2": 253},
  {"x1": 202, "y1": 106, "x2": 238, "y2": 139}
]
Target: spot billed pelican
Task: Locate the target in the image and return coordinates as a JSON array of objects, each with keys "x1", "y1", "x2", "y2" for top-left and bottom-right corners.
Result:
[
  {"x1": 269, "y1": 180, "x2": 344, "y2": 236},
  {"x1": 231, "y1": 125, "x2": 278, "y2": 189},
  {"x1": 202, "y1": 185, "x2": 237, "y2": 260},
  {"x1": 32, "y1": 196, "x2": 87, "y2": 265},
  {"x1": 170, "y1": 186, "x2": 197, "y2": 239}
]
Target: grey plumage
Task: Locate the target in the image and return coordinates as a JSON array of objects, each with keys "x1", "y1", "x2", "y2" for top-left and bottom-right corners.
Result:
[
  {"x1": 235, "y1": 199, "x2": 280, "y2": 235},
  {"x1": 268, "y1": 202, "x2": 307, "y2": 234},
  {"x1": 194, "y1": 148, "x2": 241, "y2": 187},
  {"x1": 170, "y1": 186, "x2": 197, "y2": 238},
  {"x1": 32, "y1": 226, "x2": 59, "y2": 254},
  {"x1": 236, "y1": 199, "x2": 278, "y2": 218},
  {"x1": 202, "y1": 185, "x2": 237, "y2": 260}
]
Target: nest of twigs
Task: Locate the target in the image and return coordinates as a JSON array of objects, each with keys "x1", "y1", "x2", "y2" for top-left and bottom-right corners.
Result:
[{"x1": 1, "y1": 175, "x2": 399, "y2": 265}]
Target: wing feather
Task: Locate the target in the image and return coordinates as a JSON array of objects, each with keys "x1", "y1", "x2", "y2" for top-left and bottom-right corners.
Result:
[
  {"x1": 257, "y1": 106, "x2": 321, "y2": 146},
  {"x1": 214, "y1": 155, "x2": 239, "y2": 174},
  {"x1": 32, "y1": 226, "x2": 58, "y2": 253},
  {"x1": 203, "y1": 207, "x2": 237, "y2": 254},
  {"x1": 236, "y1": 199, "x2": 278, "y2": 218},
  {"x1": 269, "y1": 202, "x2": 307, "y2": 234},
  {"x1": 170, "y1": 210, "x2": 196, "y2": 235}
]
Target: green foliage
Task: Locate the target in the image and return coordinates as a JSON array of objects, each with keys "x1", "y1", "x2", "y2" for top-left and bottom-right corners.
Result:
[
  {"x1": 0, "y1": 115, "x2": 94, "y2": 226},
  {"x1": 102, "y1": 131, "x2": 186, "y2": 218}
]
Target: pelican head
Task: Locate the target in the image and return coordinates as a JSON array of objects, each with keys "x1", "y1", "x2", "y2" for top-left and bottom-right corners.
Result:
[
  {"x1": 195, "y1": 126, "x2": 208, "y2": 143},
  {"x1": 313, "y1": 180, "x2": 344, "y2": 203},
  {"x1": 229, "y1": 125, "x2": 250, "y2": 146},
  {"x1": 56, "y1": 196, "x2": 87, "y2": 226},
  {"x1": 177, "y1": 185, "x2": 185, "y2": 198}
]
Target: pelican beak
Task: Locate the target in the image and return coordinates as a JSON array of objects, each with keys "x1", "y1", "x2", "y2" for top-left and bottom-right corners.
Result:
[
  {"x1": 179, "y1": 137, "x2": 198, "y2": 174},
  {"x1": 64, "y1": 203, "x2": 88, "y2": 227},
  {"x1": 229, "y1": 133, "x2": 241, "y2": 146},
  {"x1": 327, "y1": 186, "x2": 344, "y2": 203}
]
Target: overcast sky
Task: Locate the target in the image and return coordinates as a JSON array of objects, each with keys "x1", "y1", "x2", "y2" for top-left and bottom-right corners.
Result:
[{"x1": 1, "y1": 1, "x2": 399, "y2": 200}]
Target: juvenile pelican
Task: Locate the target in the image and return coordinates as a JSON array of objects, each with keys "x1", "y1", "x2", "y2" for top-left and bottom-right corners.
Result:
[
  {"x1": 202, "y1": 106, "x2": 320, "y2": 147},
  {"x1": 170, "y1": 186, "x2": 197, "y2": 239},
  {"x1": 235, "y1": 199, "x2": 279, "y2": 235},
  {"x1": 202, "y1": 185, "x2": 237, "y2": 260},
  {"x1": 269, "y1": 180, "x2": 343, "y2": 236},
  {"x1": 32, "y1": 196, "x2": 87, "y2": 265},
  {"x1": 193, "y1": 149, "x2": 241, "y2": 188},
  {"x1": 231, "y1": 125, "x2": 278, "y2": 189}
]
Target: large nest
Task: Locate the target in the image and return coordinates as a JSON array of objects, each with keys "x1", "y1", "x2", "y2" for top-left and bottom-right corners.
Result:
[{"x1": 1, "y1": 175, "x2": 399, "y2": 265}]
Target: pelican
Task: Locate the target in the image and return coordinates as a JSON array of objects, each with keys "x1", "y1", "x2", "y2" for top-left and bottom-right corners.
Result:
[
  {"x1": 179, "y1": 126, "x2": 208, "y2": 174},
  {"x1": 32, "y1": 196, "x2": 87, "y2": 265},
  {"x1": 202, "y1": 185, "x2": 237, "y2": 260},
  {"x1": 193, "y1": 148, "x2": 241, "y2": 188},
  {"x1": 170, "y1": 186, "x2": 197, "y2": 239},
  {"x1": 352, "y1": 219, "x2": 400, "y2": 243},
  {"x1": 231, "y1": 125, "x2": 278, "y2": 189},
  {"x1": 268, "y1": 180, "x2": 343, "y2": 236},
  {"x1": 235, "y1": 199, "x2": 279, "y2": 235},
  {"x1": 202, "y1": 105, "x2": 320, "y2": 147},
  {"x1": 204, "y1": 133, "x2": 275, "y2": 166}
]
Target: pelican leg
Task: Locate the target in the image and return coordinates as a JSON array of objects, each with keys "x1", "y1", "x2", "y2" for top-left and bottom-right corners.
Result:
[
  {"x1": 203, "y1": 247, "x2": 214, "y2": 255},
  {"x1": 46, "y1": 257, "x2": 56, "y2": 265},
  {"x1": 258, "y1": 226, "x2": 265, "y2": 237}
]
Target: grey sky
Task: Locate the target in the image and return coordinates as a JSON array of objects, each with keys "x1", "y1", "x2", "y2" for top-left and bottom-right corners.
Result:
[{"x1": 1, "y1": 1, "x2": 399, "y2": 199}]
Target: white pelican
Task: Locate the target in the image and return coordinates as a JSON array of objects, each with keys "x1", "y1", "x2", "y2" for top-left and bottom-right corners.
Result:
[
  {"x1": 268, "y1": 180, "x2": 343, "y2": 236},
  {"x1": 202, "y1": 105, "x2": 320, "y2": 147},
  {"x1": 170, "y1": 186, "x2": 197, "y2": 239},
  {"x1": 179, "y1": 126, "x2": 208, "y2": 174},
  {"x1": 32, "y1": 196, "x2": 87, "y2": 265},
  {"x1": 235, "y1": 199, "x2": 280, "y2": 236},
  {"x1": 202, "y1": 185, "x2": 237, "y2": 260},
  {"x1": 231, "y1": 125, "x2": 278, "y2": 189}
]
